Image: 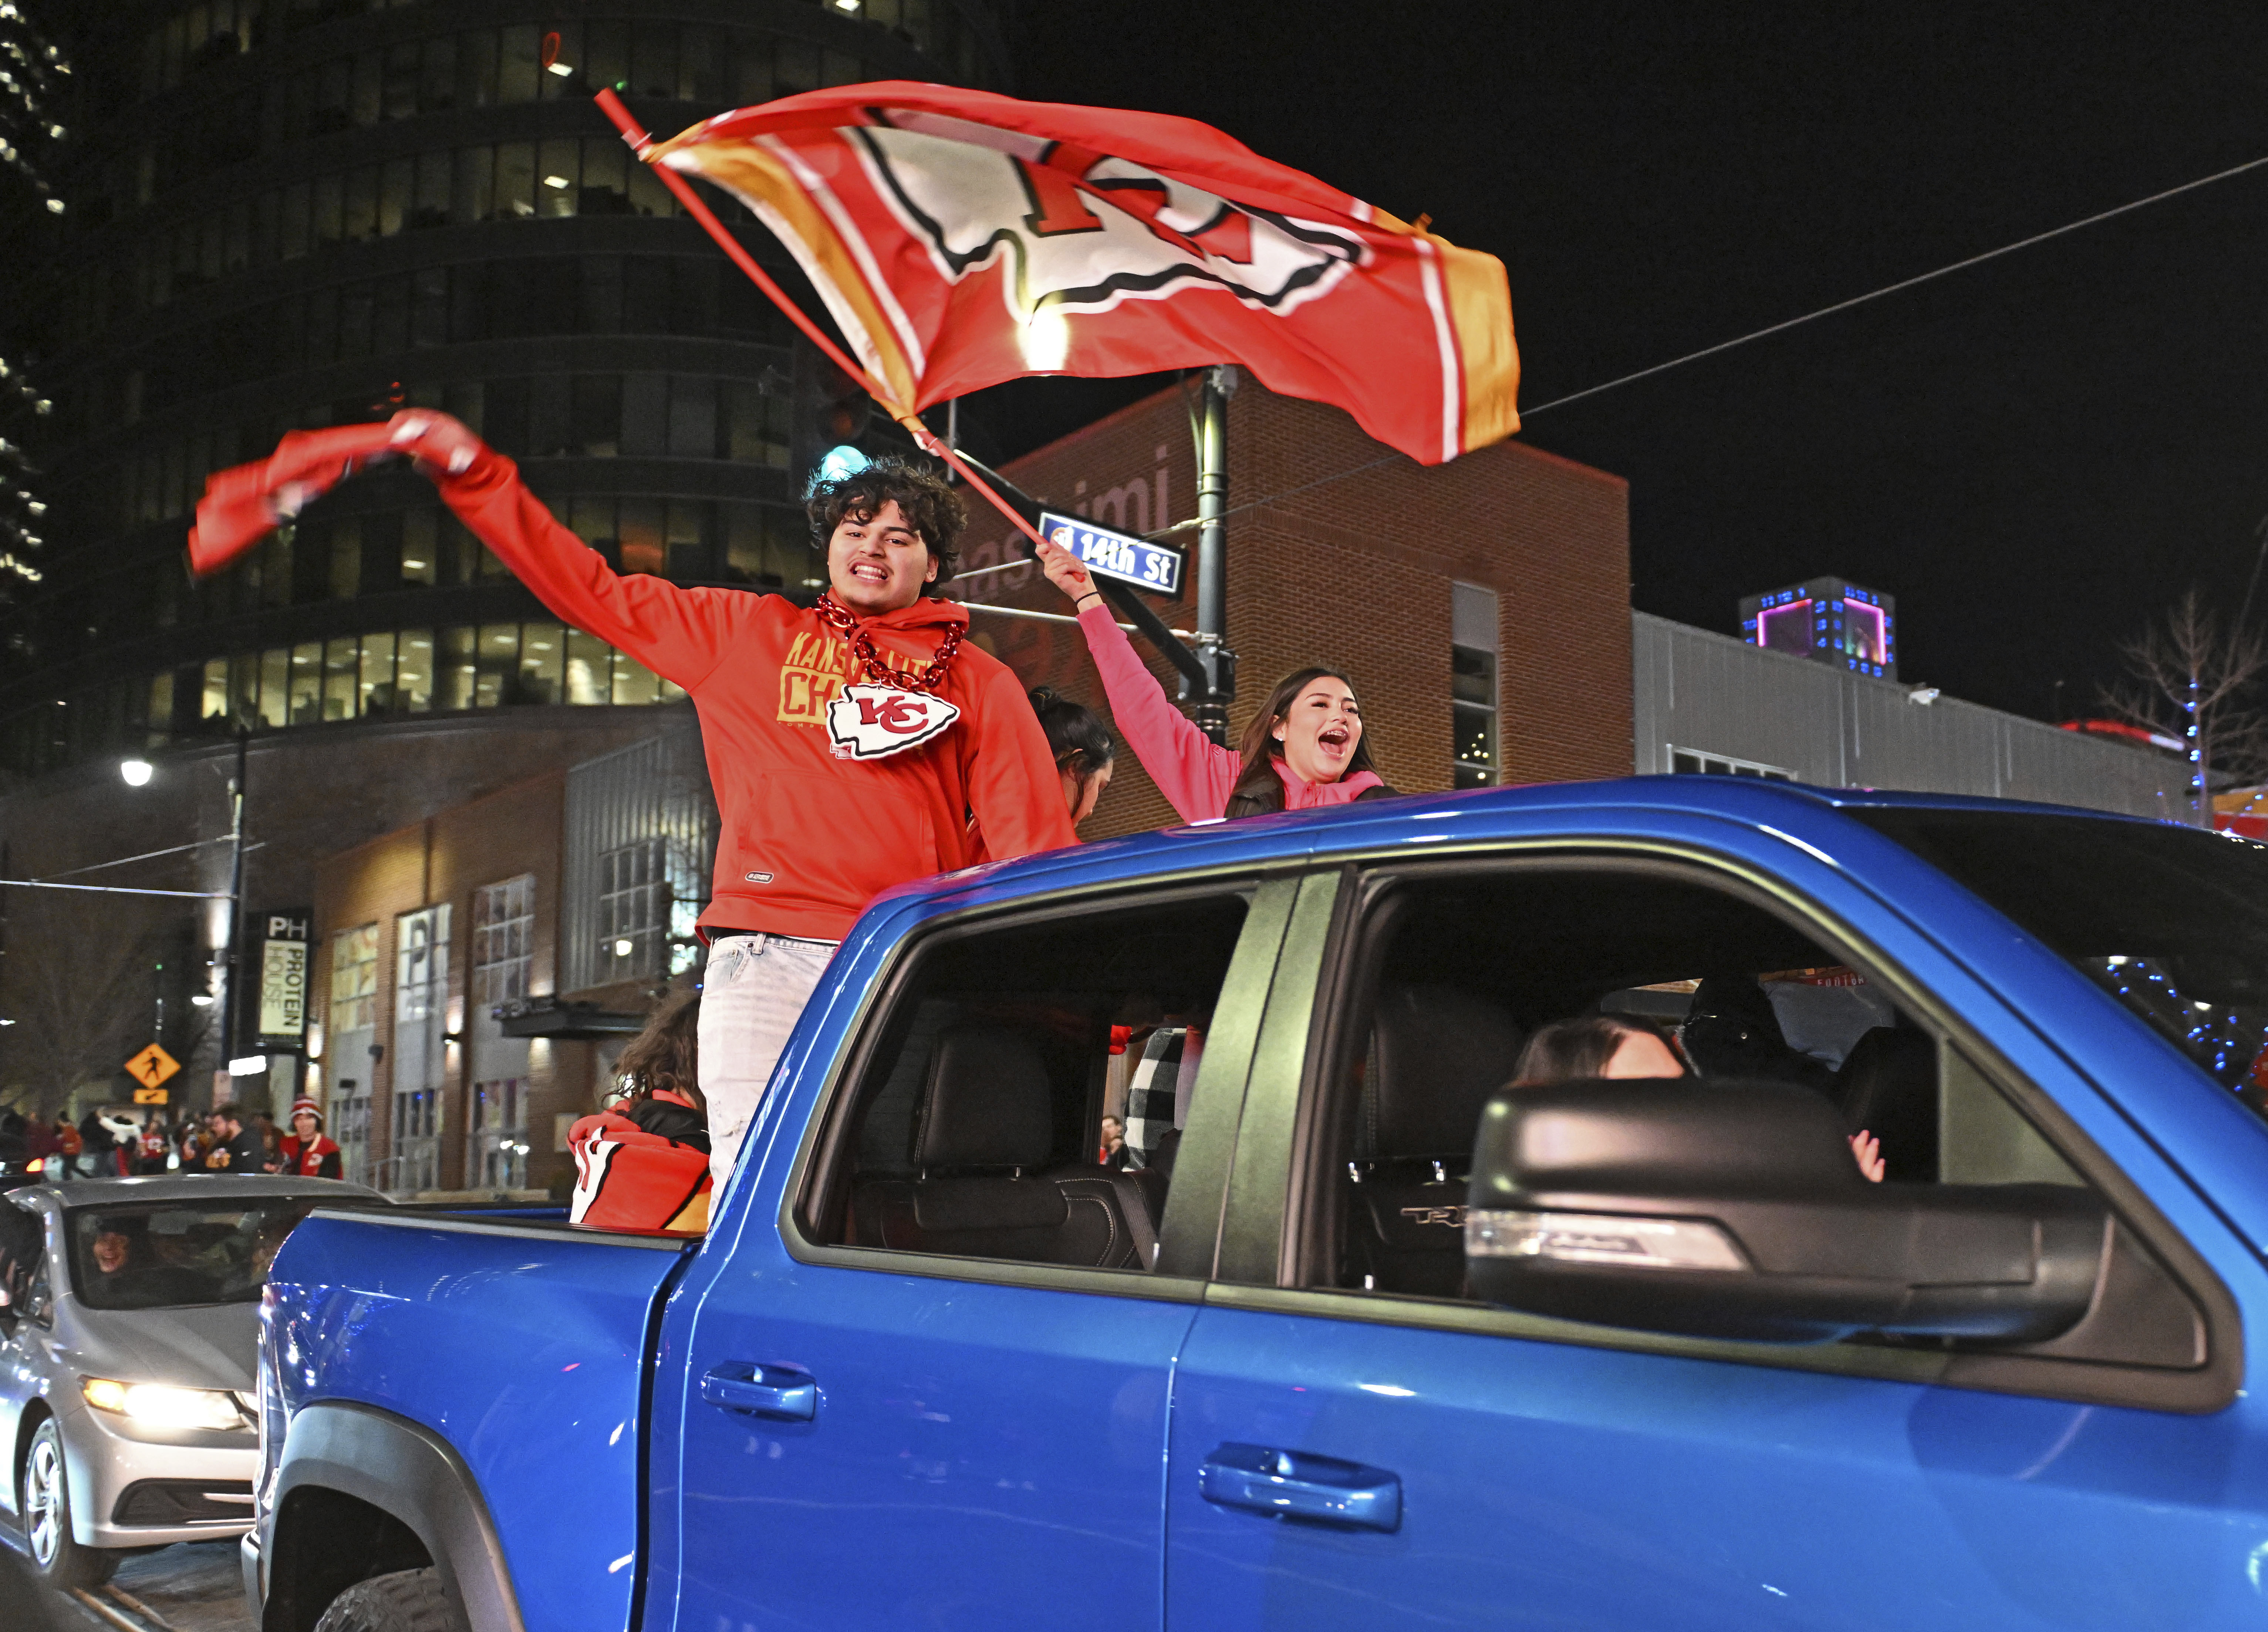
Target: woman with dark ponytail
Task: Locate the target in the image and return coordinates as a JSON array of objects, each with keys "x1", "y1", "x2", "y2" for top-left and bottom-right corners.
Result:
[
  {"x1": 1037, "y1": 538, "x2": 1396, "y2": 822},
  {"x1": 1028, "y1": 686, "x2": 1116, "y2": 824}
]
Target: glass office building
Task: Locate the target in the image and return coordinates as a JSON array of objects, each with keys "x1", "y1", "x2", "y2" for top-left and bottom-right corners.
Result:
[{"x1": 0, "y1": 0, "x2": 1005, "y2": 778}]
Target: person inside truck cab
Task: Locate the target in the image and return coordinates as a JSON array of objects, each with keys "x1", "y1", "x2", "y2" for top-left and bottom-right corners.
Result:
[
  {"x1": 386, "y1": 412, "x2": 1077, "y2": 1193},
  {"x1": 569, "y1": 992, "x2": 714, "y2": 1234},
  {"x1": 1512, "y1": 1014, "x2": 1886, "y2": 1181}
]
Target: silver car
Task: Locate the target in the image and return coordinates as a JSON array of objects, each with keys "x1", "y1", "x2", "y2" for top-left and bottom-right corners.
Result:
[{"x1": 0, "y1": 1174, "x2": 379, "y2": 1587}]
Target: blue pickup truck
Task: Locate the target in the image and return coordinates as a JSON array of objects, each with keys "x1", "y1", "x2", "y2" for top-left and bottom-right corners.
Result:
[{"x1": 243, "y1": 779, "x2": 2268, "y2": 1632}]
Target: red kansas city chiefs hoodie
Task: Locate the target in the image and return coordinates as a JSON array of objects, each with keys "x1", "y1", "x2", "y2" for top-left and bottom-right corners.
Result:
[{"x1": 437, "y1": 446, "x2": 1076, "y2": 941}]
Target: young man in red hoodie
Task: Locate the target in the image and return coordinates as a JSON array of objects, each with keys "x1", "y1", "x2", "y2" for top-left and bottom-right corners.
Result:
[{"x1": 385, "y1": 410, "x2": 1076, "y2": 1189}]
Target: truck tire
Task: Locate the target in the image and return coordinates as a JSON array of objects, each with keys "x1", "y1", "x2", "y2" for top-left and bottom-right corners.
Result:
[
  {"x1": 18, "y1": 1417, "x2": 116, "y2": 1589},
  {"x1": 312, "y1": 1568, "x2": 464, "y2": 1632}
]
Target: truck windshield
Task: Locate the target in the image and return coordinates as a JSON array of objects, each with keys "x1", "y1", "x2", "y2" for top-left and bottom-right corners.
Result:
[
  {"x1": 1853, "y1": 807, "x2": 2268, "y2": 1092},
  {"x1": 66, "y1": 1199, "x2": 317, "y2": 1311}
]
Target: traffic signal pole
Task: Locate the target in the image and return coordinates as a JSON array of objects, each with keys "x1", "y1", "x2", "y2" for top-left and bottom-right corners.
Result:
[{"x1": 1191, "y1": 367, "x2": 1237, "y2": 746}]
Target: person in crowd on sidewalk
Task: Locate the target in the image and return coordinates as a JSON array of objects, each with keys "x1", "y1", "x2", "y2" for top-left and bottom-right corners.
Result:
[
  {"x1": 253, "y1": 1112, "x2": 284, "y2": 1173},
  {"x1": 568, "y1": 993, "x2": 712, "y2": 1233},
  {"x1": 136, "y1": 1114, "x2": 172, "y2": 1175},
  {"x1": 279, "y1": 1099, "x2": 342, "y2": 1180},
  {"x1": 385, "y1": 412, "x2": 1077, "y2": 1190},
  {"x1": 51, "y1": 1117, "x2": 81, "y2": 1179},
  {"x1": 23, "y1": 1116, "x2": 58, "y2": 1176},
  {"x1": 1036, "y1": 539, "x2": 1397, "y2": 822},
  {"x1": 204, "y1": 1105, "x2": 268, "y2": 1174},
  {"x1": 1098, "y1": 1114, "x2": 1129, "y2": 1170},
  {"x1": 77, "y1": 1109, "x2": 117, "y2": 1178}
]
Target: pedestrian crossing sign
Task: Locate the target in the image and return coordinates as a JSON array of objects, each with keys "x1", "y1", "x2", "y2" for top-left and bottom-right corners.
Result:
[{"x1": 125, "y1": 1043, "x2": 180, "y2": 1090}]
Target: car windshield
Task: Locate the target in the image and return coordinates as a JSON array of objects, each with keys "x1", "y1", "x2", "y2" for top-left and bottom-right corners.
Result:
[
  {"x1": 66, "y1": 1199, "x2": 317, "y2": 1311},
  {"x1": 1852, "y1": 808, "x2": 2268, "y2": 1094}
]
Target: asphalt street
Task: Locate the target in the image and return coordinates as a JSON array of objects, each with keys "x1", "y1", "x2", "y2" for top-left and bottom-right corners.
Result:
[{"x1": 5, "y1": 1540, "x2": 253, "y2": 1632}]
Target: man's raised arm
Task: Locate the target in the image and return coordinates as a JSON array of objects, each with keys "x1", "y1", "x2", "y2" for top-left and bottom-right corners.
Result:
[{"x1": 388, "y1": 411, "x2": 749, "y2": 692}]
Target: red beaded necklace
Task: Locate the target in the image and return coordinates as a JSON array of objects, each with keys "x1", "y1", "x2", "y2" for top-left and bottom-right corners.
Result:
[{"x1": 812, "y1": 593, "x2": 963, "y2": 695}]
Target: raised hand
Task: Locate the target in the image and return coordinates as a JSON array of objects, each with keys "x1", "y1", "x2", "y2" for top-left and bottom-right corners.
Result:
[
  {"x1": 1035, "y1": 536, "x2": 1101, "y2": 607},
  {"x1": 1849, "y1": 1129, "x2": 1885, "y2": 1183},
  {"x1": 387, "y1": 409, "x2": 485, "y2": 475}
]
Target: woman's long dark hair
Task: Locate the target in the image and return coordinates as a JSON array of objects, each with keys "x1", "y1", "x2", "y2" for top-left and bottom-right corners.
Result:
[
  {"x1": 1029, "y1": 686, "x2": 1115, "y2": 777},
  {"x1": 1224, "y1": 666, "x2": 1380, "y2": 812},
  {"x1": 615, "y1": 989, "x2": 703, "y2": 1112}
]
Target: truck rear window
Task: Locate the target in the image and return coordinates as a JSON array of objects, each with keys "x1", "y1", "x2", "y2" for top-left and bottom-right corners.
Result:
[{"x1": 1852, "y1": 808, "x2": 2268, "y2": 1091}]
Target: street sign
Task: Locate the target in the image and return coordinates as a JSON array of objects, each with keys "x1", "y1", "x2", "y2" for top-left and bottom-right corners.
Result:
[
  {"x1": 132, "y1": 1086, "x2": 170, "y2": 1106},
  {"x1": 1038, "y1": 510, "x2": 1184, "y2": 597},
  {"x1": 257, "y1": 908, "x2": 312, "y2": 1048},
  {"x1": 125, "y1": 1043, "x2": 180, "y2": 1090}
]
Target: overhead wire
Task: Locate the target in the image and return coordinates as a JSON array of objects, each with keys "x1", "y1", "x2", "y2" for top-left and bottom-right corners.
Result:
[{"x1": 1140, "y1": 148, "x2": 2268, "y2": 543}]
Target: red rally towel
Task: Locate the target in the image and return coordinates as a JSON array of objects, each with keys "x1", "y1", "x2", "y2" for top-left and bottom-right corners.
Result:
[
  {"x1": 569, "y1": 1109, "x2": 712, "y2": 1234},
  {"x1": 187, "y1": 422, "x2": 399, "y2": 576}
]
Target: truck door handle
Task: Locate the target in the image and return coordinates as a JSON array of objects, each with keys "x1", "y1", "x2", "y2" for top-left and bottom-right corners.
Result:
[
  {"x1": 1197, "y1": 1443, "x2": 1401, "y2": 1532},
  {"x1": 700, "y1": 1364, "x2": 817, "y2": 1421}
]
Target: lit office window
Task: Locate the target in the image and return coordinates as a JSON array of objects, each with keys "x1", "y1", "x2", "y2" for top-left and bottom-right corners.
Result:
[
  {"x1": 329, "y1": 923, "x2": 379, "y2": 1034},
  {"x1": 597, "y1": 838, "x2": 669, "y2": 980},
  {"x1": 470, "y1": 1077, "x2": 527, "y2": 1191},
  {"x1": 472, "y1": 874, "x2": 535, "y2": 1007},
  {"x1": 1452, "y1": 582, "x2": 1500, "y2": 790}
]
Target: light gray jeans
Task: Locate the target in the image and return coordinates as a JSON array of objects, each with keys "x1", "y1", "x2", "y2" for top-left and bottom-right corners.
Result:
[{"x1": 699, "y1": 932, "x2": 838, "y2": 1189}]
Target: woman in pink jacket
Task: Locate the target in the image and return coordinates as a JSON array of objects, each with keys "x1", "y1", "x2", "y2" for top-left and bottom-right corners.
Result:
[{"x1": 1037, "y1": 539, "x2": 1397, "y2": 823}]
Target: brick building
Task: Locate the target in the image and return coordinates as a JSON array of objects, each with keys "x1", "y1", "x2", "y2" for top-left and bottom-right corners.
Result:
[
  {"x1": 954, "y1": 378, "x2": 1634, "y2": 836},
  {"x1": 307, "y1": 726, "x2": 710, "y2": 1196}
]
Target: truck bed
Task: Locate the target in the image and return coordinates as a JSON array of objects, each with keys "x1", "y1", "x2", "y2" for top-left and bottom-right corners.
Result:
[{"x1": 266, "y1": 1208, "x2": 694, "y2": 1632}]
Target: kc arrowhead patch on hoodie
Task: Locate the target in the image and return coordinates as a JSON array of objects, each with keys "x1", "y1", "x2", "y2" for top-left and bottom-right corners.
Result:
[{"x1": 826, "y1": 683, "x2": 962, "y2": 759}]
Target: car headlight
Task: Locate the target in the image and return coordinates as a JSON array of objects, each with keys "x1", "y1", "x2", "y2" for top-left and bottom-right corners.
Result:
[{"x1": 81, "y1": 1376, "x2": 249, "y2": 1432}]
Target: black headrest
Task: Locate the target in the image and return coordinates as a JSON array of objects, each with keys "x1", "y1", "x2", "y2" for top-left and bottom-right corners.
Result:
[
  {"x1": 915, "y1": 1027, "x2": 1056, "y2": 1169},
  {"x1": 1366, "y1": 984, "x2": 1527, "y2": 1157},
  {"x1": 1835, "y1": 1026, "x2": 1938, "y2": 1164},
  {"x1": 1688, "y1": 975, "x2": 1784, "y2": 1034}
]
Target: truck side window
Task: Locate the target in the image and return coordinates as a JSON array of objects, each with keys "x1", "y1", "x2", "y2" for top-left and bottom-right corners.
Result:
[
  {"x1": 1296, "y1": 862, "x2": 2076, "y2": 1301},
  {"x1": 802, "y1": 892, "x2": 1251, "y2": 1273}
]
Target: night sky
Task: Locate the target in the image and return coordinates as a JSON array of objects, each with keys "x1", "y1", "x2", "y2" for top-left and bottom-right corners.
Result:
[{"x1": 963, "y1": 2, "x2": 2268, "y2": 721}]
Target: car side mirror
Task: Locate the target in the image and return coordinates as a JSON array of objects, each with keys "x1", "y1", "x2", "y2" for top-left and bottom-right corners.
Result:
[{"x1": 1464, "y1": 1078, "x2": 2106, "y2": 1345}]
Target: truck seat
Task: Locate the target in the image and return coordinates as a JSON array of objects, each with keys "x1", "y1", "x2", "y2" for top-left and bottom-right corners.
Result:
[
  {"x1": 851, "y1": 1026, "x2": 1156, "y2": 1270},
  {"x1": 1346, "y1": 985, "x2": 1526, "y2": 1296},
  {"x1": 1834, "y1": 1026, "x2": 1939, "y2": 1182}
]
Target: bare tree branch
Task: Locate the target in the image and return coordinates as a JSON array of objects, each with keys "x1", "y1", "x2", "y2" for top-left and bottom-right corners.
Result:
[
  {"x1": 0, "y1": 890, "x2": 175, "y2": 1119},
  {"x1": 2102, "y1": 588, "x2": 2268, "y2": 820}
]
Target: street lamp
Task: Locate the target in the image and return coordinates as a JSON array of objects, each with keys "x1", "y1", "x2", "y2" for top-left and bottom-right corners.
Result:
[{"x1": 118, "y1": 757, "x2": 152, "y2": 787}]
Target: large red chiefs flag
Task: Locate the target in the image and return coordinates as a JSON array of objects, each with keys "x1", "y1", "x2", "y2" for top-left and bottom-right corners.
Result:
[{"x1": 647, "y1": 85, "x2": 1519, "y2": 464}]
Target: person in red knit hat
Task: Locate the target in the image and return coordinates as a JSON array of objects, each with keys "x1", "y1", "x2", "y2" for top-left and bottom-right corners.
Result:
[
  {"x1": 279, "y1": 1098, "x2": 342, "y2": 1181},
  {"x1": 383, "y1": 411, "x2": 1076, "y2": 1193}
]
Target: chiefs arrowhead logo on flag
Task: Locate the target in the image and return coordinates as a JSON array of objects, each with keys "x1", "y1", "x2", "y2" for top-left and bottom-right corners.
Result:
[
  {"x1": 647, "y1": 85, "x2": 1518, "y2": 464},
  {"x1": 826, "y1": 683, "x2": 962, "y2": 760}
]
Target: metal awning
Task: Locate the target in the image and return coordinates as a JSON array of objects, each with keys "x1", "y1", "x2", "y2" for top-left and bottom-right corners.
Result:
[{"x1": 494, "y1": 996, "x2": 648, "y2": 1040}]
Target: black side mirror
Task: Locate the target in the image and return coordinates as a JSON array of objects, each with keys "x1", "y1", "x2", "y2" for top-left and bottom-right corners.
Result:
[{"x1": 1465, "y1": 1078, "x2": 2106, "y2": 1345}]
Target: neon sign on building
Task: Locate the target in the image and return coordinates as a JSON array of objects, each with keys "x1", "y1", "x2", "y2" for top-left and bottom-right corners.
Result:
[{"x1": 1738, "y1": 575, "x2": 1897, "y2": 681}]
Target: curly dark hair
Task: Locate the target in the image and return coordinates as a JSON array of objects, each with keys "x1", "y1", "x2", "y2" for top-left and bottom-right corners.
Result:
[
  {"x1": 805, "y1": 456, "x2": 967, "y2": 589},
  {"x1": 614, "y1": 989, "x2": 703, "y2": 1113}
]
